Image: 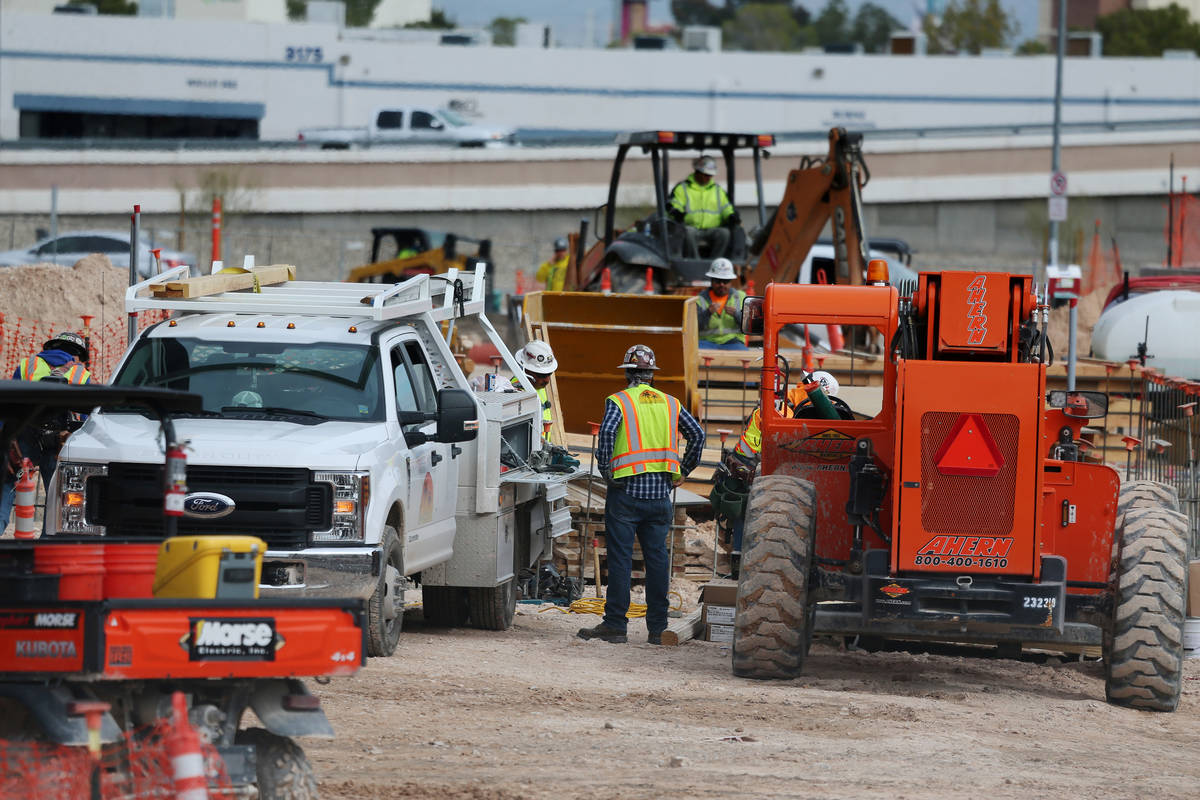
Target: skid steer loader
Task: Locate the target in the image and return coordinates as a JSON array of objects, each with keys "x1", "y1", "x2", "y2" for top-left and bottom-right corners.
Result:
[{"x1": 732, "y1": 268, "x2": 1190, "y2": 711}]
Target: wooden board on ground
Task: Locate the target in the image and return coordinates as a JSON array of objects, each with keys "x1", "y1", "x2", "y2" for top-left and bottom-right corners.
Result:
[
  {"x1": 660, "y1": 608, "x2": 705, "y2": 646},
  {"x1": 150, "y1": 265, "x2": 296, "y2": 298}
]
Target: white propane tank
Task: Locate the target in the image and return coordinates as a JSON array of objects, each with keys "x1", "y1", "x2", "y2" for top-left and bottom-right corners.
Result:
[{"x1": 1091, "y1": 291, "x2": 1200, "y2": 379}]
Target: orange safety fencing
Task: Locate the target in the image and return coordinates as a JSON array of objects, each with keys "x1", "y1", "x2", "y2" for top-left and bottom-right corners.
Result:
[
  {"x1": 0, "y1": 718, "x2": 231, "y2": 799},
  {"x1": 1081, "y1": 220, "x2": 1123, "y2": 298},
  {"x1": 1165, "y1": 191, "x2": 1200, "y2": 268},
  {"x1": 0, "y1": 311, "x2": 170, "y2": 384}
]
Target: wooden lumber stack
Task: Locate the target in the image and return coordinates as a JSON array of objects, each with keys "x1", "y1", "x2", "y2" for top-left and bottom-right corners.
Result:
[{"x1": 149, "y1": 265, "x2": 296, "y2": 298}]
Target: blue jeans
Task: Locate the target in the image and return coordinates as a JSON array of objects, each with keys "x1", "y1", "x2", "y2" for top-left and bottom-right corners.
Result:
[
  {"x1": 699, "y1": 339, "x2": 749, "y2": 350},
  {"x1": 602, "y1": 487, "x2": 673, "y2": 635}
]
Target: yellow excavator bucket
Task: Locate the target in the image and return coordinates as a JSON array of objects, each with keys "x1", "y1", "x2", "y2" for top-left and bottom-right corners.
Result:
[{"x1": 523, "y1": 291, "x2": 698, "y2": 436}]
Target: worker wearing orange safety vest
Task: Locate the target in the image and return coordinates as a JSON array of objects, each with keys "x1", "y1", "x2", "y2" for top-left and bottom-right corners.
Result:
[
  {"x1": 1, "y1": 332, "x2": 93, "y2": 529},
  {"x1": 696, "y1": 258, "x2": 748, "y2": 350},
  {"x1": 577, "y1": 344, "x2": 705, "y2": 645}
]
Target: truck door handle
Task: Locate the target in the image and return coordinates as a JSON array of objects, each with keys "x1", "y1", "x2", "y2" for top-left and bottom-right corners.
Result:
[{"x1": 431, "y1": 451, "x2": 443, "y2": 466}]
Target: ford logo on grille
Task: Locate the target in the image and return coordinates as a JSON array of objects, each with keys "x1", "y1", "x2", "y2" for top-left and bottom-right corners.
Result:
[{"x1": 182, "y1": 492, "x2": 236, "y2": 519}]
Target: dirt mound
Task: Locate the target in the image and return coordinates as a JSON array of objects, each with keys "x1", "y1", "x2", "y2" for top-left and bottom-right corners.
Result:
[
  {"x1": 0, "y1": 255, "x2": 130, "y2": 336},
  {"x1": 1046, "y1": 290, "x2": 1106, "y2": 360}
]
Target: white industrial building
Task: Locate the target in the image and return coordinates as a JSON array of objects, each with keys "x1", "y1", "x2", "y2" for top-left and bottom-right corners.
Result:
[{"x1": 1, "y1": 9, "x2": 1199, "y2": 142}]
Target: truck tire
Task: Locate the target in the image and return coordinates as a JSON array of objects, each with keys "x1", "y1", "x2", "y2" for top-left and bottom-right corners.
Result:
[
  {"x1": 367, "y1": 526, "x2": 404, "y2": 657},
  {"x1": 467, "y1": 579, "x2": 516, "y2": 631},
  {"x1": 1105, "y1": 499, "x2": 1189, "y2": 712},
  {"x1": 236, "y1": 728, "x2": 318, "y2": 800},
  {"x1": 732, "y1": 475, "x2": 816, "y2": 680},
  {"x1": 422, "y1": 586, "x2": 470, "y2": 627}
]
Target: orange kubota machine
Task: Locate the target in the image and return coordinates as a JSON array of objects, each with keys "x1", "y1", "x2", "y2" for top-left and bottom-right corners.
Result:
[
  {"x1": 732, "y1": 269, "x2": 1190, "y2": 712},
  {"x1": 0, "y1": 382, "x2": 365, "y2": 796}
]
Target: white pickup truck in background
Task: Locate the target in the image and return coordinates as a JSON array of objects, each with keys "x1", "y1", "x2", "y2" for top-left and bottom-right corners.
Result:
[
  {"x1": 298, "y1": 106, "x2": 516, "y2": 148},
  {"x1": 48, "y1": 266, "x2": 571, "y2": 658}
]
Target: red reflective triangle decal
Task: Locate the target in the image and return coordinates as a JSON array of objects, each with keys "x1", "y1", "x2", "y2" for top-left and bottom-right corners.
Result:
[{"x1": 934, "y1": 413, "x2": 1004, "y2": 477}]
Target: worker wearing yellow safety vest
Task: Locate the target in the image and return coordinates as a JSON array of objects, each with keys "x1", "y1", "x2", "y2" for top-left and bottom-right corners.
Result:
[
  {"x1": 577, "y1": 344, "x2": 705, "y2": 645},
  {"x1": 512, "y1": 340, "x2": 558, "y2": 434},
  {"x1": 668, "y1": 155, "x2": 739, "y2": 259},
  {"x1": 1, "y1": 332, "x2": 93, "y2": 529},
  {"x1": 696, "y1": 258, "x2": 749, "y2": 350},
  {"x1": 535, "y1": 237, "x2": 570, "y2": 292}
]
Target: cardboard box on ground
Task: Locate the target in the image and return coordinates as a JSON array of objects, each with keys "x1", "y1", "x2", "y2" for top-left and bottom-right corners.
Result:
[
  {"x1": 701, "y1": 579, "x2": 737, "y2": 642},
  {"x1": 1189, "y1": 561, "x2": 1200, "y2": 618}
]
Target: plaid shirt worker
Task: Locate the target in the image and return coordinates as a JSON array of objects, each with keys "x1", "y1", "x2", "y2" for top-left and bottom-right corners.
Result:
[{"x1": 595, "y1": 395, "x2": 706, "y2": 497}]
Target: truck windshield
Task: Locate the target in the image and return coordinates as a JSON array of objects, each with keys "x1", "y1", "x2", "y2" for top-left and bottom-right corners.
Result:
[
  {"x1": 111, "y1": 337, "x2": 384, "y2": 422},
  {"x1": 438, "y1": 109, "x2": 469, "y2": 127}
]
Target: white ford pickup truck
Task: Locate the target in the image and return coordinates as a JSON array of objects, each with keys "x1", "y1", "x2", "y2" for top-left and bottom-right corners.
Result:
[
  {"x1": 298, "y1": 106, "x2": 515, "y2": 149},
  {"x1": 47, "y1": 266, "x2": 572, "y2": 656}
]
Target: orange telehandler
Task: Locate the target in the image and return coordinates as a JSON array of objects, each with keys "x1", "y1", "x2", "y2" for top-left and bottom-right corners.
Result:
[
  {"x1": 732, "y1": 269, "x2": 1190, "y2": 711},
  {"x1": 570, "y1": 128, "x2": 870, "y2": 294}
]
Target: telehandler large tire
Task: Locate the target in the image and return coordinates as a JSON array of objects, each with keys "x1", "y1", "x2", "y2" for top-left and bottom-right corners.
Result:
[
  {"x1": 732, "y1": 475, "x2": 816, "y2": 680},
  {"x1": 236, "y1": 728, "x2": 318, "y2": 800},
  {"x1": 1104, "y1": 487, "x2": 1189, "y2": 712}
]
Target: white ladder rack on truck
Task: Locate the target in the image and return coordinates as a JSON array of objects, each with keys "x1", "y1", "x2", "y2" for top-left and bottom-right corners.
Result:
[{"x1": 127, "y1": 264, "x2": 487, "y2": 323}]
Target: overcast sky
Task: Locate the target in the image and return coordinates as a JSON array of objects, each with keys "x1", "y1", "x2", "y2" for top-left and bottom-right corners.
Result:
[{"x1": 435, "y1": 1, "x2": 1041, "y2": 49}]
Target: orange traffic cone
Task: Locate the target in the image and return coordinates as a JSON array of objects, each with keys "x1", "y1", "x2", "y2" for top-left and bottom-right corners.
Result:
[
  {"x1": 600, "y1": 267, "x2": 612, "y2": 295},
  {"x1": 14, "y1": 458, "x2": 38, "y2": 540},
  {"x1": 745, "y1": 278, "x2": 755, "y2": 294},
  {"x1": 643, "y1": 267, "x2": 655, "y2": 295},
  {"x1": 802, "y1": 326, "x2": 815, "y2": 372},
  {"x1": 166, "y1": 692, "x2": 209, "y2": 800}
]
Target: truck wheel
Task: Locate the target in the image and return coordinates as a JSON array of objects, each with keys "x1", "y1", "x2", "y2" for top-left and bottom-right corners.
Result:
[
  {"x1": 467, "y1": 579, "x2": 516, "y2": 631},
  {"x1": 1105, "y1": 499, "x2": 1189, "y2": 712},
  {"x1": 732, "y1": 475, "x2": 816, "y2": 680},
  {"x1": 367, "y1": 526, "x2": 404, "y2": 657},
  {"x1": 422, "y1": 586, "x2": 470, "y2": 627},
  {"x1": 236, "y1": 728, "x2": 317, "y2": 800}
]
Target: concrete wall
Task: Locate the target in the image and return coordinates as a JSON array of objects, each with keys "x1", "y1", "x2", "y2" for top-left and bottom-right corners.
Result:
[{"x1": 0, "y1": 193, "x2": 1168, "y2": 291}]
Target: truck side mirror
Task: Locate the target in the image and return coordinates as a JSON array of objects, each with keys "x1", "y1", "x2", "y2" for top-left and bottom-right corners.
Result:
[
  {"x1": 436, "y1": 388, "x2": 479, "y2": 443},
  {"x1": 741, "y1": 296, "x2": 764, "y2": 336},
  {"x1": 1047, "y1": 390, "x2": 1107, "y2": 419}
]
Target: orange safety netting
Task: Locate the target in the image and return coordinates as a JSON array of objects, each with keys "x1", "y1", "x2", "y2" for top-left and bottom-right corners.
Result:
[
  {"x1": 0, "y1": 718, "x2": 232, "y2": 799},
  {"x1": 1081, "y1": 222, "x2": 1123, "y2": 297},
  {"x1": 0, "y1": 311, "x2": 170, "y2": 384},
  {"x1": 1165, "y1": 191, "x2": 1200, "y2": 268}
]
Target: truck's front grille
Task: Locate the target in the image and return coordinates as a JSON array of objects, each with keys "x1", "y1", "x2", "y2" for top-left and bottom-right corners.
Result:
[{"x1": 89, "y1": 464, "x2": 332, "y2": 551}]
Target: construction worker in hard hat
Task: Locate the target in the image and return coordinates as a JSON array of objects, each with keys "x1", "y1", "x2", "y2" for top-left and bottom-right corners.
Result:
[
  {"x1": 0, "y1": 332, "x2": 94, "y2": 530},
  {"x1": 697, "y1": 258, "x2": 748, "y2": 350},
  {"x1": 535, "y1": 237, "x2": 570, "y2": 292},
  {"x1": 512, "y1": 340, "x2": 558, "y2": 434},
  {"x1": 668, "y1": 154, "x2": 739, "y2": 259},
  {"x1": 577, "y1": 344, "x2": 705, "y2": 645}
]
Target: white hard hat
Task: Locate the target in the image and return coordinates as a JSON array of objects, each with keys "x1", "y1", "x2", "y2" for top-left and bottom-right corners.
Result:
[
  {"x1": 518, "y1": 340, "x2": 558, "y2": 374},
  {"x1": 693, "y1": 155, "x2": 718, "y2": 176},
  {"x1": 810, "y1": 370, "x2": 840, "y2": 397},
  {"x1": 705, "y1": 258, "x2": 736, "y2": 281}
]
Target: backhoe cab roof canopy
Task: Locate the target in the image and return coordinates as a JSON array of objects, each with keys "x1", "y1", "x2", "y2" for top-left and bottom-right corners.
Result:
[{"x1": 615, "y1": 131, "x2": 775, "y2": 150}]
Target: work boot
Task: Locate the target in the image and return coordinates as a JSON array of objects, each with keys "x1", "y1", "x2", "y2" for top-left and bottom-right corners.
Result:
[
  {"x1": 576, "y1": 623, "x2": 627, "y2": 643},
  {"x1": 647, "y1": 631, "x2": 664, "y2": 645}
]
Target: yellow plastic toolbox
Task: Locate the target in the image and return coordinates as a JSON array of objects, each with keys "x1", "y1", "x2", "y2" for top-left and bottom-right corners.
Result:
[{"x1": 152, "y1": 536, "x2": 267, "y2": 599}]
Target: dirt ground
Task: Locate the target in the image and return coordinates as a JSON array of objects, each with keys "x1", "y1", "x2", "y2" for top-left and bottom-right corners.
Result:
[{"x1": 305, "y1": 600, "x2": 1200, "y2": 800}]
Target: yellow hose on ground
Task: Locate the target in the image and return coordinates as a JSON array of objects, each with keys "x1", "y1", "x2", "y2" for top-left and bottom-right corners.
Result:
[{"x1": 539, "y1": 591, "x2": 683, "y2": 618}]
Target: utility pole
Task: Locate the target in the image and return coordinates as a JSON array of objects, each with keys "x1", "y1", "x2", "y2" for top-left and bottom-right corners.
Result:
[{"x1": 1048, "y1": 0, "x2": 1078, "y2": 390}]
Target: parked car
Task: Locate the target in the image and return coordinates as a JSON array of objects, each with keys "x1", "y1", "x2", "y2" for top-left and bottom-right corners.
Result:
[
  {"x1": 0, "y1": 231, "x2": 194, "y2": 276},
  {"x1": 298, "y1": 106, "x2": 515, "y2": 149}
]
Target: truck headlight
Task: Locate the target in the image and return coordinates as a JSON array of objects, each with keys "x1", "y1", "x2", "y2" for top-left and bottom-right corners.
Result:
[
  {"x1": 313, "y1": 471, "x2": 369, "y2": 543},
  {"x1": 57, "y1": 462, "x2": 107, "y2": 535}
]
